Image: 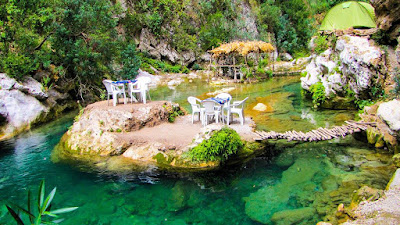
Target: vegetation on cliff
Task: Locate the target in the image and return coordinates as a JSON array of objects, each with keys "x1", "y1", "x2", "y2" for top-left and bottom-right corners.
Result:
[{"x1": 0, "y1": 0, "x2": 371, "y2": 101}]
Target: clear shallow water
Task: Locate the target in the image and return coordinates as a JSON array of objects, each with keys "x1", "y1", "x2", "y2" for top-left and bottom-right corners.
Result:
[
  {"x1": 152, "y1": 77, "x2": 356, "y2": 132},
  {"x1": 0, "y1": 78, "x2": 393, "y2": 224}
]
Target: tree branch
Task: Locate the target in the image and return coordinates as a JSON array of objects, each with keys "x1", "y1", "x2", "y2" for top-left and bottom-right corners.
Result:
[{"x1": 34, "y1": 32, "x2": 54, "y2": 51}]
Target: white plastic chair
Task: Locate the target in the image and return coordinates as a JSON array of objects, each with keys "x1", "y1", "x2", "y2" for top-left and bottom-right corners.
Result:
[
  {"x1": 128, "y1": 77, "x2": 151, "y2": 104},
  {"x1": 215, "y1": 93, "x2": 232, "y2": 124},
  {"x1": 229, "y1": 97, "x2": 249, "y2": 125},
  {"x1": 102, "y1": 80, "x2": 127, "y2": 106},
  {"x1": 202, "y1": 100, "x2": 221, "y2": 126},
  {"x1": 187, "y1": 96, "x2": 203, "y2": 124}
]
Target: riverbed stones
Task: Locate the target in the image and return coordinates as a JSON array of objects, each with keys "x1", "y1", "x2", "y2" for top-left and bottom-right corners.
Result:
[
  {"x1": 271, "y1": 207, "x2": 315, "y2": 225},
  {"x1": 343, "y1": 170, "x2": 400, "y2": 224},
  {"x1": 244, "y1": 158, "x2": 323, "y2": 224}
]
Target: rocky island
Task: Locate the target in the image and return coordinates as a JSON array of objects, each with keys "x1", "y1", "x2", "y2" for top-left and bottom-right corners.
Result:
[{"x1": 53, "y1": 99, "x2": 260, "y2": 171}]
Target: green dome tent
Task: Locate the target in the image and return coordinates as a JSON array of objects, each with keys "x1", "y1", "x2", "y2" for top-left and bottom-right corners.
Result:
[{"x1": 319, "y1": 1, "x2": 376, "y2": 31}]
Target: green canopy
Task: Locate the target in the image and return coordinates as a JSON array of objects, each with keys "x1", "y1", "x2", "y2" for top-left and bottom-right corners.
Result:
[{"x1": 319, "y1": 1, "x2": 376, "y2": 31}]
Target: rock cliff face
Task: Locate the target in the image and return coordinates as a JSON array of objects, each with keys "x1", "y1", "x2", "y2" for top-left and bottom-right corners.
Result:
[
  {"x1": 371, "y1": 0, "x2": 400, "y2": 42},
  {"x1": 0, "y1": 73, "x2": 76, "y2": 141},
  {"x1": 133, "y1": 0, "x2": 260, "y2": 66},
  {"x1": 138, "y1": 28, "x2": 196, "y2": 66},
  {"x1": 301, "y1": 35, "x2": 386, "y2": 102}
]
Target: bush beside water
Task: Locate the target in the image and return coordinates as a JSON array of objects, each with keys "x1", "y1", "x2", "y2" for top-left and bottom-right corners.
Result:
[{"x1": 189, "y1": 127, "x2": 243, "y2": 162}]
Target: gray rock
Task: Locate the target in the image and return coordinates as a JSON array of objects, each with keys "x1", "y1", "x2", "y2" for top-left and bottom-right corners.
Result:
[
  {"x1": 280, "y1": 53, "x2": 293, "y2": 61},
  {"x1": 20, "y1": 77, "x2": 48, "y2": 100},
  {"x1": 377, "y1": 99, "x2": 400, "y2": 131},
  {"x1": 138, "y1": 28, "x2": 190, "y2": 65},
  {"x1": 301, "y1": 35, "x2": 385, "y2": 98},
  {"x1": 0, "y1": 89, "x2": 48, "y2": 134},
  {"x1": 200, "y1": 53, "x2": 211, "y2": 62},
  {"x1": 0, "y1": 73, "x2": 16, "y2": 90}
]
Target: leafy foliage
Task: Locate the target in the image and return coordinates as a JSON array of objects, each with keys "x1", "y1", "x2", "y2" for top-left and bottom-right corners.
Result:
[
  {"x1": 0, "y1": 0, "x2": 141, "y2": 101},
  {"x1": 189, "y1": 127, "x2": 243, "y2": 162},
  {"x1": 119, "y1": 43, "x2": 141, "y2": 80},
  {"x1": 314, "y1": 35, "x2": 329, "y2": 54},
  {"x1": 141, "y1": 55, "x2": 189, "y2": 74},
  {"x1": 5, "y1": 180, "x2": 78, "y2": 224},
  {"x1": 163, "y1": 103, "x2": 185, "y2": 123},
  {"x1": 309, "y1": 82, "x2": 326, "y2": 108}
]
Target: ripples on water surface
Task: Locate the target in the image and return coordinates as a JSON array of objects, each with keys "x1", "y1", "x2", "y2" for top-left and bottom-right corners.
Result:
[{"x1": 0, "y1": 78, "x2": 394, "y2": 224}]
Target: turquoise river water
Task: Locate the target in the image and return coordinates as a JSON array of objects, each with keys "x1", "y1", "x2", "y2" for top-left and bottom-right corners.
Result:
[{"x1": 0, "y1": 77, "x2": 394, "y2": 224}]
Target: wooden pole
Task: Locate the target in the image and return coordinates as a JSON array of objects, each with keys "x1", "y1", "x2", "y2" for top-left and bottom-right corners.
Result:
[{"x1": 233, "y1": 56, "x2": 237, "y2": 82}]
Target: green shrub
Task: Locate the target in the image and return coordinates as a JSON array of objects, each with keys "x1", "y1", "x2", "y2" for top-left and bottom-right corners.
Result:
[
  {"x1": 355, "y1": 99, "x2": 374, "y2": 110},
  {"x1": 309, "y1": 82, "x2": 326, "y2": 108},
  {"x1": 192, "y1": 63, "x2": 203, "y2": 71},
  {"x1": 189, "y1": 127, "x2": 243, "y2": 162},
  {"x1": 314, "y1": 35, "x2": 329, "y2": 54},
  {"x1": 1, "y1": 52, "x2": 38, "y2": 80},
  {"x1": 259, "y1": 58, "x2": 269, "y2": 68},
  {"x1": 266, "y1": 70, "x2": 273, "y2": 78},
  {"x1": 256, "y1": 67, "x2": 266, "y2": 75},
  {"x1": 163, "y1": 103, "x2": 185, "y2": 123}
]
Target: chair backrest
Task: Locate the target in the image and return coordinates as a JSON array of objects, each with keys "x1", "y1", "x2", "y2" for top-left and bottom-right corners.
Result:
[
  {"x1": 136, "y1": 77, "x2": 151, "y2": 91},
  {"x1": 102, "y1": 80, "x2": 113, "y2": 94},
  {"x1": 215, "y1": 93, "x2": 232, "y2": 108},
  {"x1": 188, "y1": 97, "x2": 201, "y2": 110},
  {"x1": 234, "y1": 97, "x2": 249, "y2": 109},
  {"x1": 215, "y1": 93, "x2": 232, "y2": 101},
  {"x1": 202, "y1": 100, "x2": 216, "y2": 114}
]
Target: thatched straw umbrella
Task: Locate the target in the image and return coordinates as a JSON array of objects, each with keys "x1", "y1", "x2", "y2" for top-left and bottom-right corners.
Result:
[{"x1": 209, "y1": 40, "x2": 274, "y2": 57}]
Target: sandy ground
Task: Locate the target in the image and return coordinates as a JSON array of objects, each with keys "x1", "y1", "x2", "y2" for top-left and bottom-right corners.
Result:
[
  {"x1": 116, "y1": 115, "x2": 257, "y2": 149},
  {"x1": 86, "y1": 99, "x2": 257, "y2": 150}
]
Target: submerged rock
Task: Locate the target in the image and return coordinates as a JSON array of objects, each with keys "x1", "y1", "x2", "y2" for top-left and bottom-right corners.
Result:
[
  {"x1": 271, "y1": 207, "x2": 316, "y2": 225},
  {"x1": 244, "y1": 158, "x2": 324, "y2": 224}
]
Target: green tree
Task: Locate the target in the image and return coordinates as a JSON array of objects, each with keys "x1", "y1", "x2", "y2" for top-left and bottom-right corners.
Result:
[
  {"x1": 0, "y1": 0, "x2": 54, "y2": 79},
  {"x1": 119, "y1": 43, "x2": 141, "y2": 80},
  {"x1": 50, "y1": 0, "x2": 122, "y2": 99}
]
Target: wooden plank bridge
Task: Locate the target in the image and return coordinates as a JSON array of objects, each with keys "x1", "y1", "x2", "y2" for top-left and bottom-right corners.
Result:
[{"x1": 254, "y1": 121, "x2": 376, "y2": 142}]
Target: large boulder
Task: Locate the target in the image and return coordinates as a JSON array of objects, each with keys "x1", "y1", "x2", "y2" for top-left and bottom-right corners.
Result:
[
  {"x1": 377, "y1": 99, "x2": 400, "y2": 132},
  {"x1": 62, "y1": 101, "x2": 171, "y2": 156},
  {"x1": 301, "y1": 35, "x2": 385, "y2": 100},
  {"x1": 0, "y1": 74, "x2": 49, "y2": 140},
  {"x1": 0, "y1": 73, "x2": 76, "y2": 141},
  {"x1": 360, "y1": 101, "x2": 400, "y2": 151},
  {"x1": 0, "y1": 90, "x2": 48, "y2": 138}
]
